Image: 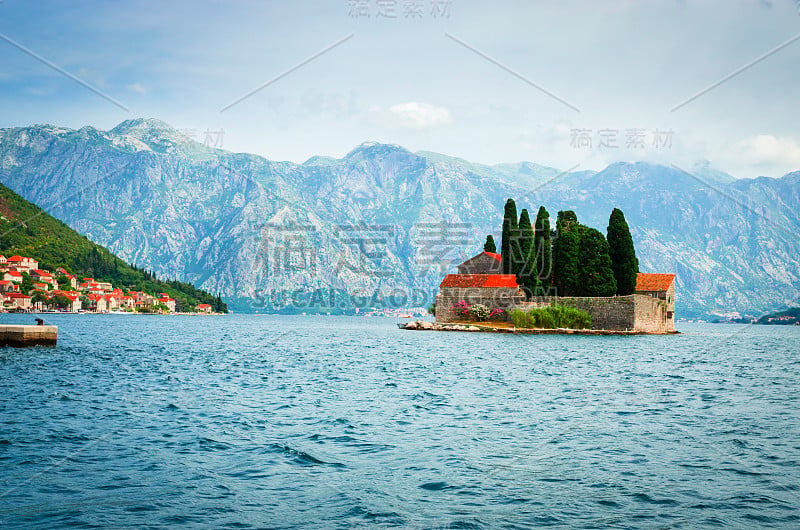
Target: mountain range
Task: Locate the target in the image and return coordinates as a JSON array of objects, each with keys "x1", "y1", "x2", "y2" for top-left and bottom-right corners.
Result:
[{"x1": 1, "y1": 118, "x2": 798, "y2": 318}]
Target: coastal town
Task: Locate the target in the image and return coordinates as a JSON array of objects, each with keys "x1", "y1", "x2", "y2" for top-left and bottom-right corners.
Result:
[{"x1": 0, "y1": 254, "x2": 215, "y2": 313}]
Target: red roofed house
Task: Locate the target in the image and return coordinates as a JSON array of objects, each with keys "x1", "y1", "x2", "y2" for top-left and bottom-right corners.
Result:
[
  {"x1": 436, "y1": 273, "x2": 523, "y2": 322},
  {"x1": 7, "y1": 256, "x2": 37, "y2": 272},
  {"x1": 3, "y1": 292, "x2": 32, "y2": 310},
  {"x1": 0, "y1": 255, "x2": 6, "y2": 265},
  {"x1": 457, "y1": 251, "x2": 502, "y2": 275},
  {"x1": 30, "y1": 269, "x2": 52, "y2": 279},
  {"x1": 103, "y1": 294, "x2": 120, "y2": 310},
  {"x1": 33, "y1": 282, "x2": 49, "y2": 292},
  {"x1": 117, "y1": 295, "x2": 134, "y2": 309},
  {"x1": 53, "y1": 290, "x2": 82, "y2": 312},
  {"x1": 0, "y1": 280, "x2": 19, "y2": 293},
  {"x1": 636, "y1": 273, "x2": 675, "y2": 331},
  {"x1": 85, "y1": 293, "x2": 109, "y2": 312},
  {"x1": 4, "y1": 270, "x2": 23, "y2": 283},
  {"x1": 131, "y1": 291, "x2": 157, "y2": 305},
  {"x1": 158, "y1": 296, "x2": 176, "y2": 313},
  {"x1": 30, "y1": 269, "x2": 58, "y2": 288},
  {"x1": 196, "y1": 303, "x2": 213, "y2": 313}
]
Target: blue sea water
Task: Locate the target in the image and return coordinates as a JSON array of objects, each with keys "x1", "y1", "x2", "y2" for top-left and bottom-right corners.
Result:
[{"x1": 0, "y1": 314, "x2": 798, "y2": 529}]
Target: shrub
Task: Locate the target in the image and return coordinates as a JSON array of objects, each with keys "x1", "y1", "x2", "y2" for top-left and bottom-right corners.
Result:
[
  {"x1": 510, "y1": 308, "x2": 529, "y2": 328},
  {"x1": 453, "y1": 300, "x2": 471, "y2": 317},
  {"x1": 489, "y1": 308, "x2": 506, "y2": 321},
  {"x1": 468, "y1": 303, "x2": 491, "y2": 321},
  {"x1": 526, "y1": 305, "x2": 593, "y2": 329}
]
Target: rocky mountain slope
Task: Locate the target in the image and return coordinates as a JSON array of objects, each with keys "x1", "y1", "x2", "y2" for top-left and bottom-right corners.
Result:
[
  {"x1": 1, "y1": 119, "x2": 798, "y2": 317},
  {"x1": 0, "y1": 181, "x2": 226, "y2": 312}
]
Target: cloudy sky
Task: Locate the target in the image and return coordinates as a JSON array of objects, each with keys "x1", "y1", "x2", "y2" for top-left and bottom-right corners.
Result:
[{"x1": 1, "y1": 0, "x2": 799, "y2": 178}]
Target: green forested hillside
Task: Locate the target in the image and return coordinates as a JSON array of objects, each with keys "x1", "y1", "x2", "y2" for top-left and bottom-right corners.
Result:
[{"x1": 0, "y1": 183, "x2": 227, "y2": 312}]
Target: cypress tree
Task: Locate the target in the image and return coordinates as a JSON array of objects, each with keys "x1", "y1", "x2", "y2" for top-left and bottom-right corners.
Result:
[
  {"x1": 516, "y1": 209, "x2": 540, "y2": 296},
  {"x1": 577, "y1": 228, "x2": 617, "y2": 296},
  {"x1": 483, "y1": 234, "x2": 497, "y2": 253},
  {"x1": 500, "y1": 199, "x2": 518, "y2": 275},
  {"x1": 552, "y1": 211, "x2": 581, "y2": 296},
  {"x1": 534, "y1": 206, "x2": 551, "y2": 291},
  {"x1": 607, "y1": 208, "x2": 639, "y2": 295}
]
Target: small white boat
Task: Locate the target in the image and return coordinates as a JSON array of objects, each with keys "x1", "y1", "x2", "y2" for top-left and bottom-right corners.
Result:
[{"x1": 396, "y1": 314, "x2": 414, "y2": 329}]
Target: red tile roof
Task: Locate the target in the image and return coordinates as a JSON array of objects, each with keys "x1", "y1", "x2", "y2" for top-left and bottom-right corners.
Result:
[
  {"x1": 7, "y1": 256, "x2": 24, "y2": 262},
  {"x1": 440, "y1": 274, "x2": 519, "y2": 289},
  {"x1": 485, "y1": 252, "x2": 501, "y2": 262},
  {"x1": 6, "y1": 271, "x2": 22, "y2": 277},
  {"x1": 5, "y1": 292, "x2": 30, "y2": 299},
  {"x1": 636, "y1": 273, "x2": 675, "y2": 292}
]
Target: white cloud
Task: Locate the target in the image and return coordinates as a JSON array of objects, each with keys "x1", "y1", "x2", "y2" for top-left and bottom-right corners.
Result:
[
  {"x1": 127, "y1": 83, "x2": 147, "y2": 94},
  {"x1": 716, "y1": 135, "x2": 800, "y2": 177},
  {"x1": 370, "y1": 102, "x2": 453, "y2": 130}
]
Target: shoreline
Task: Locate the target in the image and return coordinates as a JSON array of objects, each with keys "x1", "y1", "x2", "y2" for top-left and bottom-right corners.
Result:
[
  {"x1": 1, "y1": 311, "x2": 226, "y2": 316},
  {"x1": 402, "y1": 320, "x2": 679, "y2": 335}
]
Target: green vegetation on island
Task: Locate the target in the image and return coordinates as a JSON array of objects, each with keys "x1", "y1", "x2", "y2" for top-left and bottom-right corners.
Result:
[
  {"x1": 483, "y1": 234, "x2": 496, "y2": 254},
  {"x1": 510, "y1": 305, "x2": 593, "y2": 330},
  {"x1": 494, "y1": 198, "x2": 639, "y2": 299},
  {"x1": 0, "y1": 183, "x2": 227, "y2": 312}
]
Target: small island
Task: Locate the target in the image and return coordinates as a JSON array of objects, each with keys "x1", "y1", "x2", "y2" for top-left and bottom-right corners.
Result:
[{"x1": 408, "y1": 200, "x2": 677, "y2": 334}]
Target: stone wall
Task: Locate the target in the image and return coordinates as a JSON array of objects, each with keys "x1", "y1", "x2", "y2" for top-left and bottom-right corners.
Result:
[
  {"x1": 521, "y1": 296, "x2": 636, "y2": 330},
  {"x1": 633, "y1": 294, "x2": 672, "y2": 332},
  {"x1": 518, "y1": 294, "x2": 673, "y2": 332},
  {"x1": 436, "y1": 287, "x2": 524, "y2": 323},
  {"x1": 436, "y1": 291, "x2": 674, "y2": 332}
]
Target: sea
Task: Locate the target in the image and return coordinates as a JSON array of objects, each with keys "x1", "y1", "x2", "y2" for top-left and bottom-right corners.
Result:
[{"x1": 0, "y1": 314, "x2": 798, "y2": 529}]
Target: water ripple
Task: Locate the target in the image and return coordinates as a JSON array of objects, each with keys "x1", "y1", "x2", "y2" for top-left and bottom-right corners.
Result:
[{"x1": 0, "y1": 316, "x2": 798, "y2": 528}]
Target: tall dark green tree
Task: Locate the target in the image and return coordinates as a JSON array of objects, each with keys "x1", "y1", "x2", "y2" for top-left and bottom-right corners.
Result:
[
  {"x1": 552, "y1": 211, "x2": 581, "y2": 296},
  {"x1": 516, "y1": 209, "x2": 541, "y2": 296},
  {"x1": 483, "y1": 234, "x2": 497, "y2": 253},
  {"x1": 577, "y1": 228, "x2": 617, "y2": 296},
  {"x1": 534, "y1": 206, "x2": 551, "y2": 291},
  {"x1": 607, "y1": 208, "x2": 639, "y2": 295},
  {"x1": 500, "y1": 198, "x2": 518, "y2": 275}
]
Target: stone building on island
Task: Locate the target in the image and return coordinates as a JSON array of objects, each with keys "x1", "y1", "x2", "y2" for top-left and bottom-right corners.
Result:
[
  {"x1": 435, "y1": 251, "x2": 676, "y2": 333},
  {"x1": 634, "y1": 273, "x2": 675, "y2": 325},
  {"x1": 435, "y1": 272, "x2": 524, "y2": 323},
  {"x1": 457, "y1": 251, "x2": 502, "y2": 274}
]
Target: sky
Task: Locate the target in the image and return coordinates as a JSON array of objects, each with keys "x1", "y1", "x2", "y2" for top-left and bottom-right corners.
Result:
[{"x1": 1, "y1": 0, "x2": 799, "y2": 178}]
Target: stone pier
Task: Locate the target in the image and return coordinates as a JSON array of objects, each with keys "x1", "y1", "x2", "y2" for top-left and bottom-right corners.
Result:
[{"x1": 0, "y1": 325, "x2": 58, "y2": 347}]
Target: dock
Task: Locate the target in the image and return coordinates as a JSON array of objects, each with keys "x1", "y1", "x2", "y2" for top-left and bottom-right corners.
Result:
[{"x1": 0, "y1": 324, "x2": 58, "y2": 347}]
